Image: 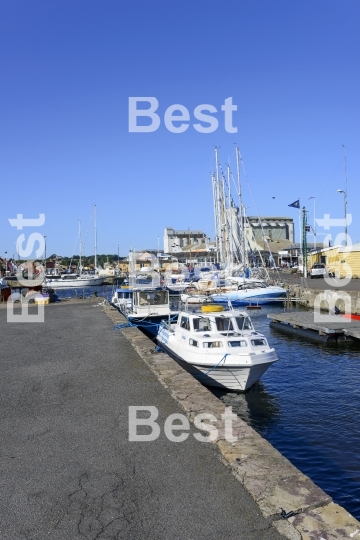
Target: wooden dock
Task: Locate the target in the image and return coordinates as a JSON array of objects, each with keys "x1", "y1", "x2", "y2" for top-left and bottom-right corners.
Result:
[{"x1": 268, "y1": 311, "x2": 360, "y2": 343}]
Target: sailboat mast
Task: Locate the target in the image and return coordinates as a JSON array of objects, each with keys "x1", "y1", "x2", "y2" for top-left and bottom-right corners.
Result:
[
  {"x1": 94, "y1": 204, "x2": 97, "y2": 270},
  {"x1": 227, "y1": 164, "x2": 232, "y2": 267},
  {"x1": 211, "y1": 173, "x2": 218, "y2": 263},
  {"x1": 235, "y1": 146, "x2": 246, "y2": 267},
  {"x1": 215, "y1": 147, "x2": 222, "y2": 264}
]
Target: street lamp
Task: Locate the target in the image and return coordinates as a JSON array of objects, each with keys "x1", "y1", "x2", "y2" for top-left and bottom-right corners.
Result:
[
  {"x1": 4, "y1": 251, "x2": 7, "y2": 276},
  {"x1": 43, "y1": 236, "x2": 47, "y2": 271},
  {"x1": 337, "y1": 189, "x2": 347, "y2": 245}
]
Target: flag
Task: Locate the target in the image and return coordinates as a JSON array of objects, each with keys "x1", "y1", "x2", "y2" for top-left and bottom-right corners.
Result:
[{"x1": 288, "y1": 199, "x2": 300, "y2": 208}]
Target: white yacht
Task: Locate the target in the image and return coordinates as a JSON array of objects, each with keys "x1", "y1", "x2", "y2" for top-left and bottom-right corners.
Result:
[
  {"x1": 157, "y1": 304, "x2": 278, "y2": 391},
  {"x1": 43, "y1": 274, "x2": 105, "y2": 288},
  {"x1": 210, "y1": 278, "x2": 286, "y2": 306}
]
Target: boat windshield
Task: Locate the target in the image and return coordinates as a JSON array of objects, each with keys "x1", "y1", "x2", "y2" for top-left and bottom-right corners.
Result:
[
  {"x1": 215, "y1": 317, "x2": 234, "y2": 332},
  {"x1": 235, "y1": 316, "x2": 253, "y2": 331},
  {"x1": 192, "y1": 317, "x2": 211, "y2": 332},
  {"x1": 238, "y1": 281, "x2": 266, "y2": 290},
  {"x1": 138, "y1": 290, "x2": 168, "y2": 306}
]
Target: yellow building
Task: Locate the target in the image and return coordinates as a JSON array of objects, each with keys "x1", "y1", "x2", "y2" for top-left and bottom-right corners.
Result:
[
  {"x1": 338, "y1": 243, "x2": 360, "y2": 278},
  {"x1": 307, "y1": 243, "x2": 360, "y2": 278}
]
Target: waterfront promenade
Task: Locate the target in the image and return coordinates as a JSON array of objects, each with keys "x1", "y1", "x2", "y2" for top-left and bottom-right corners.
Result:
[{"x1": 0, "y1": 299, "x2": 284, "y2": 540}]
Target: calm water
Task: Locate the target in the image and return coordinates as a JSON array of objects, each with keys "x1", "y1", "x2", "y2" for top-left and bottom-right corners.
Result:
[
  {"x1": 212, "y1": 305, "x2": 360, "y2": 520},
  {"x1": 53, "y1": 284, "x2": 114, "y2": 301},
  {"x1": 55, "y1": 289, "x2": 360, "y2": 518}
]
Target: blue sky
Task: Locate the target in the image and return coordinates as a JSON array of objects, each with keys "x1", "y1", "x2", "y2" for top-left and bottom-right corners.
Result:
[{"x1": 1, "y1": 0, "x2": 359, "y2": 258}]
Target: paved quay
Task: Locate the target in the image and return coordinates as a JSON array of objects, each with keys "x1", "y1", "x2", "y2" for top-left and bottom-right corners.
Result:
[{"x1": 0, "y1": 299, "x2": 284, "y2": 540}]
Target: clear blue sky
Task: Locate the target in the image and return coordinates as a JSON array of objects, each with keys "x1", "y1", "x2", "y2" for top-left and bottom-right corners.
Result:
[{"x1": 1, "y1": 0, "x2": 359, "y2": 258}]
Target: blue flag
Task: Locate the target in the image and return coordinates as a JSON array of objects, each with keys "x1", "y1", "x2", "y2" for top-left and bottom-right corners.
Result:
[{"x1": 288, "y1": 199, "x2": 300, "y2": 208}]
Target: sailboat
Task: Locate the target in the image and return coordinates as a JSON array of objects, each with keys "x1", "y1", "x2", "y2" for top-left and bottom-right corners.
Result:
[
  {"x1": 205, "y1": 147, "x2": 286, "y2": 305},
  {"x1": 43, "y1": 206, "x2": 105, "y2": 288}
]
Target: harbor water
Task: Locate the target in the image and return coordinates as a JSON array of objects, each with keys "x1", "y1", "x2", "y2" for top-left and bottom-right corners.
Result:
[
  {"x1": 212, "y1": 304, "x2": 360, "y2": 520},
  {"x1": 52, "y1": 284, "x2": 114, "y2": 301},
  {"x1": 54, "y1": 289, "x2": 360, "y2": 519}
]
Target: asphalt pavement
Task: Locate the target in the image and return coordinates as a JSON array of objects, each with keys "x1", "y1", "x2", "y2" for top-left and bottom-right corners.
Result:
[
  {"x1": 273, "y1": 270, "x2": 360, "y2": 291},
  {"x1": 0, "y1": 300, "x2": 284, "y2": 540}
]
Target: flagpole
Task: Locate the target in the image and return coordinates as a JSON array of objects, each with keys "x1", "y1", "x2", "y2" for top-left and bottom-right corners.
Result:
[
  {"x1": 288, "y1": 199, "x2": 301, "y2": 267},
  {"x1": 299, "y1": 207, "x2": 302, "y2": 266}
]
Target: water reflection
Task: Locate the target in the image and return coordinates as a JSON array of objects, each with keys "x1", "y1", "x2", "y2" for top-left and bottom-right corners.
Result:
[{"x1": 210, "y1": 381, "x2": 280, "y2": 431}]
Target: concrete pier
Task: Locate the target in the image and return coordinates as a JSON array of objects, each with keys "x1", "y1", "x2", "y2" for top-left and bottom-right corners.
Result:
[
  {"x1": 268, "y1": 311, "x2": 360, "y2": 342},
  {"x1": 1, "y1": 298, "x2": 359, "y2": 539}
]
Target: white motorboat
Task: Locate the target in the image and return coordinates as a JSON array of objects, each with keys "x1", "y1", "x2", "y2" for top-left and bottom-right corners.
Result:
[
  {"x1": 112, "y1": 287, "x2": 177, "y2": 337},
  {"x1": 157, "y1": 304, "x2": 278, "y2": 391},
  {"x1": 43, "y1": 274, "x2": 105, "y2": 288},
  {"x1": 111, "y1": 287, "x2": 133, "y2": 311},
  {"x1": 211, "y1": 278, "x2": 287, "y2": 306}
]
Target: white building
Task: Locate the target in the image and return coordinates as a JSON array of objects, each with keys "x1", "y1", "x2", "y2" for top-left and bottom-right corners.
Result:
[{"x1": 164, "y1": 228, "x2": 210, "y2": 253}]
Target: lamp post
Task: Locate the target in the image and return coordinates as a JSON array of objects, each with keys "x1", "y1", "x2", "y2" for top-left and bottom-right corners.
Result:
[
  {"x1": 4, "y1": 251, "x2": 7, "y2": 276},
  {"x1": 337, "y1": 190, "x2": 347, "y2": 246},
  {"x1": 43, "y1": 236, "x2": 47, "y2": 271}
]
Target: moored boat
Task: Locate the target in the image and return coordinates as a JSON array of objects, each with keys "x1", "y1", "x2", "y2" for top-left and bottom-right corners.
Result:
[
  {"x1": 157, "y1": 304, "x2": 278, "y2": 391},
  {"x1": 43, "y1": 274, "x2": 105, "y2": 288},
  {"x1": 211, "y1": 278, "x2": 287, "y2": 306},
  {"x1": 112, "y1": 287, "x2": 177, "y2": 337}
]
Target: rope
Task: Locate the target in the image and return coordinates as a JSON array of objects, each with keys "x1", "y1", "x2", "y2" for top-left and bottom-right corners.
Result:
[
  {"x1": 113, "y1": 322, "x2": 134, "y2": 329},
  {"x1": 194, "y1": 353, "x2": 229, "y2": 377},
  {"x1": 113, "y1": 314, "x2": 178, "y2": 331}
]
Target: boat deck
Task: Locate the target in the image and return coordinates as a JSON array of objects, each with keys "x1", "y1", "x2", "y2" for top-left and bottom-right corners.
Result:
[{"x1": 268, "y1": 311, "x2": 360, "y2": 342}]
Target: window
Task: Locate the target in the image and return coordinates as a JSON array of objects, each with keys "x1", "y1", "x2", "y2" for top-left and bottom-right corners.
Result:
[
  {"x1": 180, "y1": 316, "x2": 190, "y2": 331},
  {"x1": 236, "y1": 316, "x2": 253, "y2": 331},
  {"x1": 215, "y1": 317, "x2": 234, "y2": 332},
  {"x1": 138, "y1": 290, "x2": 168, "y2": 306},
  {"x1": 228, "y1": 340, "x2": 247, "y2": 347},
  {"x1": 203, "y1": 341, "x2": 223, "y2": 348},
  {"x1": 193, "y1": 317, "x2": 211, "y2": 332},
  {"x1": 251, "y1": 339, "x2": 267, "y2": 346},
  {"x1": 189, "y1": 338, "x2": 198, "y2": 347}
]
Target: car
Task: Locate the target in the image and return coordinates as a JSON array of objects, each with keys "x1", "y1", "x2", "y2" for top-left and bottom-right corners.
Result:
[{"x1": 309, "y1": 263, "x2": 327, "y2": 279}]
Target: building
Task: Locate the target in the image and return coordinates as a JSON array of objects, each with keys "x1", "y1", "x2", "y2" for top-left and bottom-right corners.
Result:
[
  {"x1": 247, "y1": 216, "x2": 294, "y2": 243},
  {"x1": 308, "y1": 244, "x2": 360, "y2": 278},
  {"x1": 163, "y1": 228, "x2": 210, "y2": 254}
]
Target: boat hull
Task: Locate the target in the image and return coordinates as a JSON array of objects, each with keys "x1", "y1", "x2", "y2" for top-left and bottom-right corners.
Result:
[
  {"x1": 128, "y1": 315, "x2": 170, "y2": 337},
  {"x1": 157, "y1": 339, "x2": 277, "y2": 391},
  {"x1": 211, "y1": 288, "x2": 287, "y2": 306},
  {"x1": 43, "y1": 277, "x2": 105, "y2": 288}
]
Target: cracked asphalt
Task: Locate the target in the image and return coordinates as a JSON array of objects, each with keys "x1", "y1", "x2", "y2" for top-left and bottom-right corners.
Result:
[{"x1": 0, "y1": 300, "x2": 284, "y2": 539}]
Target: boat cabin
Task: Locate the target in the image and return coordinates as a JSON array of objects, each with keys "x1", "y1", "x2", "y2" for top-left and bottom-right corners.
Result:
[
  {"x1": 177, "y1": 310, "x2": 255, "y2": 338},
  {"x1": 132, "y1": 289, "x2": 169, "y2": 316}
]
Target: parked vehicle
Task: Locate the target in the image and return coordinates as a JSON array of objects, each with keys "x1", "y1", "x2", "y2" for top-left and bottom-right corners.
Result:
[{"x1": 309, "y1": 263, "x2": 327, "y2": 279}]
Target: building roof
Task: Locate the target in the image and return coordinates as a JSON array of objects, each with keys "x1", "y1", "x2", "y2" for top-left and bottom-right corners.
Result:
[
  {"x1": 255, "y1": 239, "x2": 295, "y2": 253},
  {"x1": 247, "y1": 216, "x2": 293, "y2": 221},
  {"x1": 256, "y1": 240, "x2": 318, "y2": 253},
  {"x1": 339, "y1": 243, "x2": 360, "y2": 253}
]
